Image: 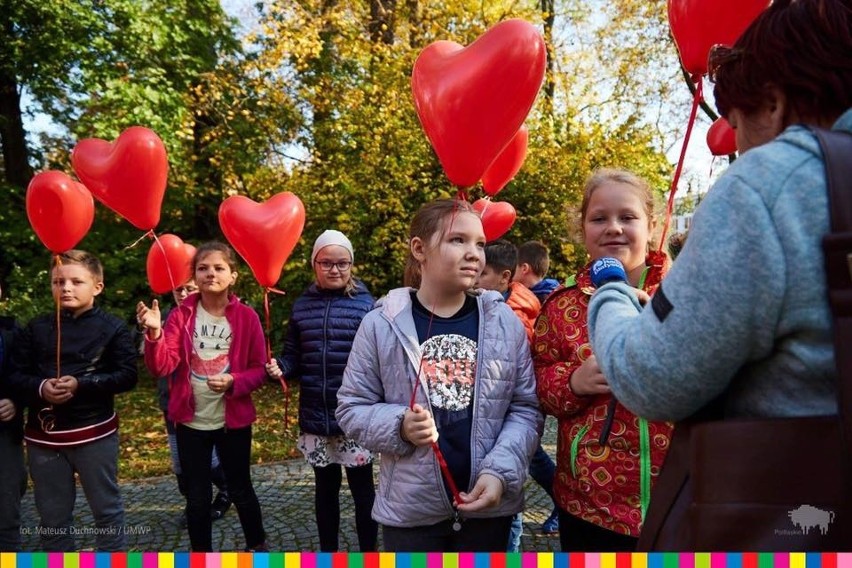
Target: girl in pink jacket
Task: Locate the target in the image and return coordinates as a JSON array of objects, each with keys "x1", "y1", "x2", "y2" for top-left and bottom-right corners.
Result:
[{"x1": 137, "y1": 241, "x2": 267, "y2": 552}]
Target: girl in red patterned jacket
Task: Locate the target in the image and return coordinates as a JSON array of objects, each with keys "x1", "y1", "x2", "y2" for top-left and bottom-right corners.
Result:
[{"x1": 532, "y1": 169, "x2": 672, "y2": 551}]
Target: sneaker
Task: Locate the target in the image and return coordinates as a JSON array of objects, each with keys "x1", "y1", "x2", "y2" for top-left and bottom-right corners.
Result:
[
  {"x1": 542, "y1": 509, "x2": 559, "y2": 534},
  {"x1": 245, "y1": 542, "x2": 269, "y2": 552},
  {"x1": 211, "y1": 491, "x2": 232, "y2": 521}
]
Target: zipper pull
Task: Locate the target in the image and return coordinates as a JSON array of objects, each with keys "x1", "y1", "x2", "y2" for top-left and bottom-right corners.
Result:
[{"x1": 452, "y1": 510, "x2": 462, "y2": 532}]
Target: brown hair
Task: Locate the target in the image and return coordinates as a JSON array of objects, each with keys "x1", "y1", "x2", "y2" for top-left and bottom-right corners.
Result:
[
  {"x1": 484, "y1": 239, "x2": 518, "y2": 278},
  {"x1": 193, "y1": 241, "x2": 239, "y2": 273},
  {"x1": 709, "y1": 0, "x2": 852, "y2": 125},
  {"x1": 404, "y1": 199, "x2": 479, "y2": 288},
  {"x1": 517, "y1": 240, "x2": 551, "y2": 278},
  {"x1": 55, "y1": 250, "x2": 104, "y2": 282}
]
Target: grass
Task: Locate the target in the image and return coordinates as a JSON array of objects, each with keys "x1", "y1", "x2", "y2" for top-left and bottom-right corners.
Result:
[{"x1": 114, "y1": 362, "x2": 301, "y2": 480}]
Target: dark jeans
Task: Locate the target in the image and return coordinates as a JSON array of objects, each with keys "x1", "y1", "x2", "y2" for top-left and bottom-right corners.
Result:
[
  {"x1": 313, "y1": 463, "x2": 377, "y2": 552},
  {"x1": 558, "y1": 508, "x2": 637, "y2": 552},
  {"x1": 529, "y1": 444, "x2": 556, "y2": 500},
  {"x1": 383, "y1": 515, "x2": 512, "y2": 552},
  {"x1": 176, "y1": 424, "x2": 265, "y2": 551}
]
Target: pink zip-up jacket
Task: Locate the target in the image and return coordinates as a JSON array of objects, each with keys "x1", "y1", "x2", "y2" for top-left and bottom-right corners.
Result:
[{"x1": 144, "y1": 293, "x2": 267, "y2": 429}]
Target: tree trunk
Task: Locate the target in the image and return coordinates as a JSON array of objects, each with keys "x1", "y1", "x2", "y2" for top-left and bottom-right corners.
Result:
[
  {"x1": 370, "y1": 0, "x2": 397, "y2": 45},
  {"x1": 406, "y1": 0, "x2": 422, "y2": 48},
  {"x1": 0, "y1": 70, "x2": 33, "y2": 188},
  {"x1": 540, "y1": 0, "x2": 556, "y2": 120}
]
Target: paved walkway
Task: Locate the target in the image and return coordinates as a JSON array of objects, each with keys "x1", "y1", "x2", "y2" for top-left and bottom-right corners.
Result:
[{"x1": 19, "y1": 418, "x2": 561, "y2": 552}]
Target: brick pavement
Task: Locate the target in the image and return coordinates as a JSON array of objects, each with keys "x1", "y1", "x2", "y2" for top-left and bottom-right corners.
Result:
[{"x1": 19, "y1": 417, "x2": 560, "y2": 552}]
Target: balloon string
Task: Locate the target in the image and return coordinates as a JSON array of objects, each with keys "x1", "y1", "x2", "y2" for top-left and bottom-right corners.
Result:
[
  {"x1": 658, "y1": 75, "x2": 703, "y2": 252},
  {"x1": 124, "y1": 229, "x2": 155, "y2": 251},
  {"x1": 53, "y1": 255, "x2": 63, "y2": 380},
  {"x1": 263, "y1": 287, "x2": 291, "y2": 438}
]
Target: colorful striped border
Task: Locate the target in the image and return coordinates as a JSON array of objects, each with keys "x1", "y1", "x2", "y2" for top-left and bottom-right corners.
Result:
[{"x1": 1, "y1": 554, "x2": 851, "y2": 568}]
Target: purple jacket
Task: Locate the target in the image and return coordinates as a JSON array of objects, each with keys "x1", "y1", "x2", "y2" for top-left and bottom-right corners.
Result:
[{"x1": 144, "y1": 293, "x2": 267, "y2": 429}]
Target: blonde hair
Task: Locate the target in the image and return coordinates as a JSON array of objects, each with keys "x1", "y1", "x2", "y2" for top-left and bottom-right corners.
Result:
[{"x1": 579, "y1": 168, "x2": 655, "y2": 228}]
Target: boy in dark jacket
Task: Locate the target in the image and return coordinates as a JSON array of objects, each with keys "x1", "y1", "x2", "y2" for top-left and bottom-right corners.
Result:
[
  {"x1": 9, "y1": 250, "x2": 138, "y2": 551},
  {"x1": 0, "y1": 309, "x2": 26, "y2": 551}
]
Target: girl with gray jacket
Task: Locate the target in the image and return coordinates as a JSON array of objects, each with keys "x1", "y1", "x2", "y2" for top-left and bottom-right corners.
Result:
[{"x1": 336, "y1": 199, "x2": 543, "y2": 552}]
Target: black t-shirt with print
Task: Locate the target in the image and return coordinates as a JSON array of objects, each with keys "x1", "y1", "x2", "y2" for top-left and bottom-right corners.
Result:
[{"x1": 411, "y1": 291, "x2": 479, "y2": 499}]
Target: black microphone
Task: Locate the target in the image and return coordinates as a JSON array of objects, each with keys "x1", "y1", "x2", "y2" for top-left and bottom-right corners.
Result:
[{"x1": 590, "y1": 257, "x2": 627, "y2": 288}]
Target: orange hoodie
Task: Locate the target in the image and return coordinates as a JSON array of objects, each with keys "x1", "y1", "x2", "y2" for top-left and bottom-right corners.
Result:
[{"x1": 505, "y1": 281, "x2": 541, "y2": 344}]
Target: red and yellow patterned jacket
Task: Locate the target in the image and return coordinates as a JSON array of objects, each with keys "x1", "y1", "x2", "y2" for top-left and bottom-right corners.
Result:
[{"x1": 532, "y1": 253, "x2": 672, "y2": 537}]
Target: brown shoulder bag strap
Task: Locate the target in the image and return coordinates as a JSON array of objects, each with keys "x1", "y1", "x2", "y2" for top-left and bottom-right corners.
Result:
[{"x1": 812, "y1": 126, "x2": 852, "y2": 450}]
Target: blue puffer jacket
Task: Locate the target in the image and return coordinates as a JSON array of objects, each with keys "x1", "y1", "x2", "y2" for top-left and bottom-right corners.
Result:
[{"x1": 276, "y1": 280, "x2": 374, "y2": 436}]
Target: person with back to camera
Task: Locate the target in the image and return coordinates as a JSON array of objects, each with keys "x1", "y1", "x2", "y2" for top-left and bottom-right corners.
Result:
[
  {"x1": 137, "y1": 241, "x2": 268, "y2": 552},
  {"x1": 585, "y1": 0, "x2": 852, "y2": 547},
  {"x1": 8, "y1": 250, "x2": 138, "y2": 552},
  {"x1": 591, "y1": 0, "x2": 851, "y2": 418},
  {"x1": 265, "y1": 229, "x2": 378, "y2": 552},
  {"x1": 533, "y1": 169, "x2": 671, "y2": 551},
  {"x1": 336, "y1": 199, "x2": 543, "y2": 552}
]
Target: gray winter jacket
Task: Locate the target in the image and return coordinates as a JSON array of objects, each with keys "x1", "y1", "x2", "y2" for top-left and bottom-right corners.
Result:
[{"x1": 336, "y1": 288, "x2": 543, "y2": 527}]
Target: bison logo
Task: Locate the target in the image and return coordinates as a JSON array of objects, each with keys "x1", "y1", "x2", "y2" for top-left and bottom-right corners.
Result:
[{"x1": 788, "y1": 505, "x2": 835, "y2": 535}]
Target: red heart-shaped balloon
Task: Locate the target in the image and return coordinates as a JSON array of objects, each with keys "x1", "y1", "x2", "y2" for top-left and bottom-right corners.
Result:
[
  {"x1": 26, "y1": 171, "x2": 95, "y2": 254},
  {"x1": 71, "y1": 126, "x2": 168, "y2": 231},
  {"x1": 668, "y1": 0, "x2": 769, "y2": 76},
  {"x1": 147, "y1": 234, "x2": 197, "y2": 295},
  {"x1": 706, "y1": 117, "x2": 737, "y2": 156},
  {"x1": 472, "y1": 198, "x2": 517, "y2": 242},
  {"x1": 218, "y1": 192, "x2": 306, "y2": 288},
  {"x1": 482, "y1": 125, "x2": 529, "y2": 197},
  {"x1": 412, "y1": 19, "x2": 545, "y2": 188}
]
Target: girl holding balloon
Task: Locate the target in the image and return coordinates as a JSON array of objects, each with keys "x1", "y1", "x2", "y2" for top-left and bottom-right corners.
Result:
[
  {"x1": 137, "y1": 241, "x2": 268, "y2": 552},
  {"x1": 265, "y1": 229, "x2": 378, "y2": 553},
  {"x1": 336, "y1": 199, "x2": 542, "y2": 552}
]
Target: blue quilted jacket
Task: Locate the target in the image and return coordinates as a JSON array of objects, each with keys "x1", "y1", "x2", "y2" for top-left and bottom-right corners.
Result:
[{"x1": 275, "y1": 280, "x2": 374, "y2": 436}]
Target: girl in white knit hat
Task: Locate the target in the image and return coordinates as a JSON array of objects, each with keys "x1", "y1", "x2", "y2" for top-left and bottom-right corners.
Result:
[{"x1": 266, "y1": 229, "x2": 378, "y2": 552}]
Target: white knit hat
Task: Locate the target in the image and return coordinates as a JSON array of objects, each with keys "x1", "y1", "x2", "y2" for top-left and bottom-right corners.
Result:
[{"x1": 311, "y1": 230, "x2": 354, "y2": 264}]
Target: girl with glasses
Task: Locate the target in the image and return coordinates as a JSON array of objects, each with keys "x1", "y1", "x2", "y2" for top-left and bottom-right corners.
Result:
[{"x1": 266, "y1": 229, "x2": 378, "y2": 552}]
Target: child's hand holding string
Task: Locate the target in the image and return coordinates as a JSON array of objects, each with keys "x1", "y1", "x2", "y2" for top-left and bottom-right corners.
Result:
[
  {"x1": 265, "y1": 359, "x2": 283, "y2": 379},
  {"x1": 42, "y1": 377, "x2": 74, "y2": 404},
  {"x1": 400, "y1": 403, "x2": 438, "y2": 446},
  {"x1": 456, "y1": 473, "x2": 503, "y2": 512}
]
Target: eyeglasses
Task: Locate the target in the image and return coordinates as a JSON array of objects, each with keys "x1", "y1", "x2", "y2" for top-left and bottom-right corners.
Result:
[
  {"x1": 315, "y1": 260, "x2": 352, "y2": 272},
  {"x1": 38, "y1": 406, "x2": 56, "y2": 432}
]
